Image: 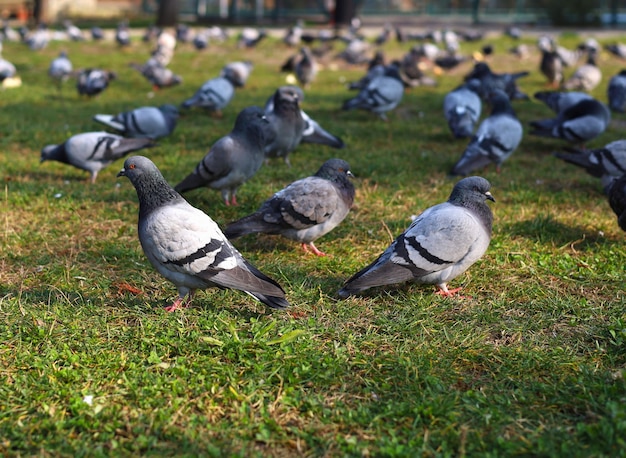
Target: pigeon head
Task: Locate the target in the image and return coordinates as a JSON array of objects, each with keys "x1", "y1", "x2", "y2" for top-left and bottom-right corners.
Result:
[
  {"x1": 117, "y1": 156, "x2": 181, "y2": 218},
  {"x1": 40, "y1": 144, "x2": 65, "y2": 163},
  {"x1": 233, "y1": 106, "x2": 269, "y2": 140},
  {"x1": 449, "y1": 176, "x2": 495, "y2": 206},
  {"x1": 488, "y1": 89, "x2": 515, "y2": 116},
  {"x1": 315, "y1": 158, "x2": 354, "y2": 181},
  {"x1": 275, "y1": 85, "x2": 302, "y2": 105},
  {"x1": 159, "y1": 104, "x2": 180, "y2": 117}
]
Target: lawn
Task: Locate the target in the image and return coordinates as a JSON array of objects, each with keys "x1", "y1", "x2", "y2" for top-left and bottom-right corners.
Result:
[{"x1": 1, "y1": 22, "x2": 625, "y2": 456}]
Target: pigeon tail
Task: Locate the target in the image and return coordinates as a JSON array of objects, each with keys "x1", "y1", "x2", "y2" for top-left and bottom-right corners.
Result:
[
  {"x1": 174, "y1": 172, "x2": 206, "y2": 194},
  {"x1": 224, "y1": 214, "x2": 276, "y2": 239}
]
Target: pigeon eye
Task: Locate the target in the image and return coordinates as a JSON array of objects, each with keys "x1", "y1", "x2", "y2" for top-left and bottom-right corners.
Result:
[{"x1": 129, "y1": 164, "x2": 135, "y2": 169}]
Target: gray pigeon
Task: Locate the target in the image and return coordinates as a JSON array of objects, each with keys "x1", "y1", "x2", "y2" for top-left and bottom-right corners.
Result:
[
  {"x1": 529, "y1": 97, "x2": 610, "y2": 145},
  {"x1": 180, "y1": 75, "x2": 235, "y2": 115},
  {"x1": 263, "y1": 86, "x2": 305, "y2": 165},
  {"x1": 295, "y1": 46, "x2": 317, "y2": 88},
  {"x1": 443, "y1": 79, "x2": 482, "y2": 139},
  {"x1": 342, "y1": 64, "x2": 404, "y2": 120},
  {"x1": 40, "y1": 132, "x2": 155, "y2": 183},
  {"x1": 538, "y1": 37, "x2": 563, "y2": 87},
  {"x1": 93, "y1": 104, "x2": 179, "y2": 140},
  {"x1": 130, "y1": 60, "x2": 182, "y2": 90},
  {"x1": 48, "y1": 51, "x2": 73, "y2": 87},
  {"x1": 463, "y1": 62, "x2": 529, "y2": 101},
  {"x1": 563, "y1": 50, "x2": 602, "y2": 92},
  {"x1": 607, "y1": 174, "x2": 626, "y2": 231},
  {"x1": 553, "y1": 140, "x2": 626, "y2": 193},
  {"x1": 0, "y1": 56, "x2": 16, "y2": 81},
  {"x1": 174, "y1": 106, "x2": 268, "y2": 205},
  {"x1": 220, "y1": 61, "x2": 253, "y2": 88},
  {"x1": 76, "y1": 68, "x2": 116, "y2": 97},
  {"x1": 224, "y1": 158, "x2": 355, "y2": 256},
  {"x1": 608, "y1": 70, "x2": 626, "y2": 113},
  {"x1": 338, "y1": 176, "x2": 494, "y2": 298},
  {"x1": 605, "y1": 43, "x2": 626, "y2": 59},
  {"x1": 534, "y1": 90, "x2": 592, "y2": 113},
  {"x1": 264, "y1": 85, "x2": 344, "y2": 151},
  {"x1": 450, "y1": 90, "x2": 523, "y2": 176},
  {"x1": 117, "y1": 155, "x2": 289, "y2": 312}
]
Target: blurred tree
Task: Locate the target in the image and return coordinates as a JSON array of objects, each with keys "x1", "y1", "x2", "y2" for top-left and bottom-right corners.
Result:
[{"x1": 157, "y1": 0, "x2": 180, "y2": 27}]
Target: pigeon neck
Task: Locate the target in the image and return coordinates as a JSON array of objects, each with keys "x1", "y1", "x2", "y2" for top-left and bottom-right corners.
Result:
[
  {"x1": 457, "y1": 198, "x2": 493, "y2": 235},
  {"x1": 134, "y1": 174, "x2": 182, "y2": 219}
]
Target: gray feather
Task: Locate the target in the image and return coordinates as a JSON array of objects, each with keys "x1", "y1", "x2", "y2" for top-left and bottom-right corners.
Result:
[{"x1": 93, "y1": 104, "x2": 178, "y2": 139}]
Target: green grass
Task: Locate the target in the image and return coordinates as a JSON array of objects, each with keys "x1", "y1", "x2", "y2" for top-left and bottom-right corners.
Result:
[{"x1": 1, "y1": 28, "x2": 626, "y2": 456}]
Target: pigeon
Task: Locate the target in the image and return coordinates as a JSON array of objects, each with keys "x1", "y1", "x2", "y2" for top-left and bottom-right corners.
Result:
[
  {"x1": 505, "y1": 26, "x2": 522, "y2": 39},
  {"x1": 25, "y1": 23, "x2": 49, "y2": 50},
  {"x1": 192, "y1": 29, "x2": 210, "y2": 50},
  {"x1": 174, "y1": 106, "x2": 269, "y2": 205},
  {"x1": 509, "y1": 44, "x2": 530, "y2": 59},
  {"x1": 264, "y1": 85, "x2": 344, "y2": 151},
  {"x1": 220, "y1": 61, "x2": 253, "y2": 88},
  {"x1": 607, "y1": 174, "x2": 626, "y2": 231},
  {"x1": 554, "y1": 43, "x2": 584, "y2": 68},
  {"x1": 0, "y1": 56, "x2": 16, "y2": 81},
  {"x1": 396, "y1": 48, "x2": 437, "y2": 88},
  {"x1": 180, "y1": 75, "x2": 235, "y2": 115},
  {"x1": 142, "y1": 24, "x2": 161, "y2": 43},
  {"x1": 115, "y1": 21, "x2": 131, "y2": 46},
  {"x1": 450, "y1": 90, "x2": 523, "y2": 176},
  {"x1": 284, "y1": 20, "x2": 303, "y2": 47},
  {"x1": 175, "y1": 23, "x2": 191, "y2": 43},
  {"x1": 443, "y1": 79, "x2": 483, "y2": 139},
  {"x1": 295, "y1": 46, "x2": 318, "y2": 88},
  {"x1": 374, "y1": 23, "x2": 392, "y2": 46},
  {"x1": 434, "y1": 51, "x2": 469, "y2": 71},
  {"x1": 553, "y1": 140, "x2": 626, "y2": 193},
  {"x1": 463, "y1": 62, "x2": 529, "y2": 100},
  {"x1": 40, "y1": 132, "x2": 155, "y2": 183},
  {"x1": 337, "y1": 176, "x2": 494, "y2": 298},
  {"x1": 64, "y1": 20, "x2": 84, "y2": 41},
  {"x1": 538, "y1": 37, "x2": 563, "y2": 87},
  {"x1": 48, "y1": 51, "x2": 73, "y2": 87},
  {"x1": 93, "y1": 104, "x2": 179, "y2": 140},
  {"x1": 342, "y1": 64, "x2": 404, "y2": 121},
  {"x1": 563, "y1": 49, "x2": 602, "y2": 91},
  {"x1": 534, "y1": 90, "x2": 592, "y2": 113},
  {"x1": 335, "y1": 38, "x2": 370, "y2": 65},
  {"x1": 348, "y1": 64, "x2": 385, "y2": 91},
  {"x1": 237, "y1": 28, "x2": 267, "y2": 48},
  {"x1": 263, "y1": 86, "x2": 305, "y2": 165},
  {"x1": 130, "y1": 60, "x2": 182, "y2": 90},
  {"x1": 607, "y1": 70, "x2": 626, "y2": 113},
  {"x1": 224, "y1": 158, "x2": 355, "y2": 256},
  {"x1": 529, "y1": 97, "x2": 610, "y2": 146},
  {"x1": 76, "y1": 68, "x2": 116, "y2": 97},
  {"x1": 605, "y1": 43, "x2": 626, "y2": 60},
  {"x1": 117, "y1": 155, "x2": 289, "y2": 312},
  {"x1": 91, "y1": 26, "x2": 104, "y2": 41}
]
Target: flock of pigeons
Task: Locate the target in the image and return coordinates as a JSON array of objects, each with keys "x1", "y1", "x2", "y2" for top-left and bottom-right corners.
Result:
[{"x1": 3, "y1": 18, "x2": 626, "y2": 311}]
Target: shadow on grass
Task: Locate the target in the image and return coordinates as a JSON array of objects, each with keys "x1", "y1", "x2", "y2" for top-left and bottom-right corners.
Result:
[{"x1": 504, "y1": 214, "x2": 613, "y2": 250}]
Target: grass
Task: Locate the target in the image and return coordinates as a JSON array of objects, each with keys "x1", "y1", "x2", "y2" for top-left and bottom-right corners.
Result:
[{"x1": 1, "y1": 25, "x2": 626, "y2": 456}]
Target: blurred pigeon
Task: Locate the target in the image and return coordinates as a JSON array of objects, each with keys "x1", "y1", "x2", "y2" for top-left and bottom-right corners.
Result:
[
  {"x1": 555, "y1": 43, "x2": 584, "y2": 67},
  {"x1": 342, "y1": 64, "x2": 404, "y2": 120},
  {"x1": 443, "y1": 79, "x2": 483, "y2": 139},
  {"x1": 450, "y1": 90, "x2": 523, "y2": 176},
  {"x1": 338, "y1": 176, "x2": 494, "y2": 298},
  {"x1": 142, "y1": 25, "x2": 160, "y2": 43},
  {"x1": 180, "y1": 74, "x2": 235, "y2": 115},
  {"x1": 224, "y1": 158, "x2": 355, "y2": 256},
  {"x1": 263, "y1": 86, "x2": 305, "y2": 164},
  {"x1": 174, "y1": 106, "x2": 269, "y2": 205},
  {"x1": 509, "y1": 44, "x2": 530, "y2": 59},
  {"x1": 91, "y1": 26, "x2": 104, "y2": 41},
  {"x1": 237, "y1": 28, "x2": 267, "y2": 48},
  {"x1": 93, "y1": 104, "x2": 179, "y2": 140},
  {"x1": 579, "y1": 38, "x2": 600, "y2": 54},
  {"x1": 176, "y1": 23, "x2": 191, "y2": 43},
  {"x1": 0, "y1": 56, "x2": 16, "y2": 81},
  {"x1": 130, "y1": 60, "x2": 182, "y2": 90},
  {"x1": 1, "y1": 20, "x2": 20, "y2": 42},
  {"x1": 538, "y1": 37, "x2": 563, "y2": 87},
  {"x1": 608, "y1": 70, "x2": 626, "y2": 113},
  {"x1": 221, "y1": 61, "x2": 253, "y2": 88},
  {"x1": 117, "y1": 155, "x2": 289, "y2": 312},
  {"x1": 396, "y1": 48, "x2": 437, "y2": 88},
  {"x1": 553, "y1": 140, "x2": 626, "y2": 193},
  {"x1": 505, "y1": 26, "x2": 522, "y2": 39},
  {"x1": 48, "y1": 51, "x2": 73, "y2": 88},
  {"x1": 64, "y1": 20, "x2": 84, "y2": 41},
  {"x1": 563, "y1": 49, "x2": 602, "y2": 91},
  {"x1": 607, "y1": 174, "x2": 626, "y2": 231},
  {"x1": 76, "y1": 68, "x2": 116, "y2": 97},
  {"x1": 295, "y1": 46, "x2": 317, "y2": 88},
  {"x1": 534, "y1": 90, "x2": 592, "y2": 113},
  {"x1": 529, "y1": 97, "x2": 610, "y2": 145},
  {"x1": 367, "y1": 50, "x2": 385, "y2": 69},
  {"x1": 284, "y1": 20, "x2": 303, "y2": 47},
  {"x1": 335, "y1": 38, "x2": 370, "y2": 65},
  {"x1": 374, "y1": 23, "x2": 392, "y2": 46},
  {"x1": 348, "y1": 64, "x2": 385, "y2": 91},
  {"x1": 115, "y1": 21, "x2": 131, "y2": 46},
  {"x1": 464, "y1": 62, "x2": 529, "y2": 100},
  {"x1": 192, "y1": 29, "x2": 210, "y2": 50},
  {"x1": 605, "y1": 42, "x2": 626, "y2": 59},
  {"x1": 25, "y1": 23, "x2": 49, "y2": 50},
  {"x1": 40, "y1": 132, "x2": 155, "y2": 183},
  {"x1": 265, "y1": 85, "x2": 344, "y2": 151}
]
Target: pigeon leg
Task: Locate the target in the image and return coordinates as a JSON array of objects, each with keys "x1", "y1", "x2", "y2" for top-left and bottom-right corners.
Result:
[
  {"x1": 89, "y1": 171, "x2": 98, "y2": 184},
  {"x1": 302, "y1": 242, "x2": 326, "y2": 256},
  {"x1": 164, "y1": 291, "x2": 194, "y2": 312},
  {"x1": 230, "y1": 194, "x2": 238, "y2": 206},
  {"x1": 434, "y1": 284, "x2": 464, "y2": 297}
]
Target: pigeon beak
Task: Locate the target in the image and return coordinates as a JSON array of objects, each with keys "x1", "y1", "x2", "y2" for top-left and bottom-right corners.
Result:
[
  {"x1": 116, "y1": 168, "x2": 126, "y2": 178},
  {"x1": 347, "y1": 170, "x2": 355, "y2": 178},
  {"x1": 485, "y1": 191, "x2": 495, "y2": 202}
]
